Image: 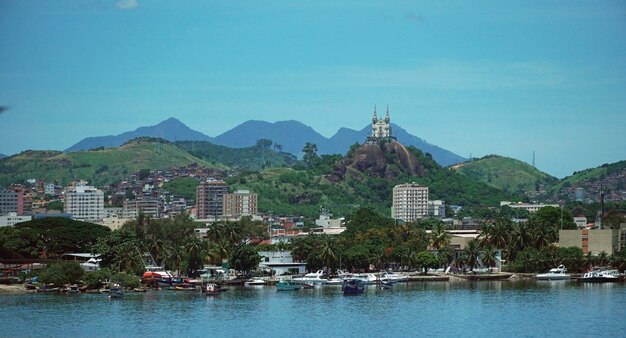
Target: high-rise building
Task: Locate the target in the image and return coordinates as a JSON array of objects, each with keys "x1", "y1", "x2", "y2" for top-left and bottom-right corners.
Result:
[
  {"x1": 0, "y1": 188, "x2": 23, "y2": 216},
  {"x1": 223, "y1": 190, "x2": 258, "y2": 218},
  {"x1": 123, "y1": 196, "x2": 161, "y2": 219},
  {"x1": 64, "y1": 185, "x2": 105, "y2": 222},
  {"x1": 392, "y1": 183, "x2": 429, "y2": 222},
  {"x1": 196, "y1": 180, "x2": 229, "y2": 220}
]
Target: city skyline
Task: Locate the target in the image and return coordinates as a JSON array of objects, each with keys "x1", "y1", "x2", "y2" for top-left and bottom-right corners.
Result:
[{"x1": 1, "y1": 1, "x2": 625, "y2": 178}]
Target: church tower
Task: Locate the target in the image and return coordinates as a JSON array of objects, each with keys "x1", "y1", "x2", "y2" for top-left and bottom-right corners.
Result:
[{"x1": 367, "y1": 105, "x2": 395, "y2": 143}]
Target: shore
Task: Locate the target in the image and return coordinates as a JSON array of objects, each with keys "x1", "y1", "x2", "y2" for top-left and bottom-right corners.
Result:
[{"x1": 0, "y1": 284, "x2": 30, "y2": 294}]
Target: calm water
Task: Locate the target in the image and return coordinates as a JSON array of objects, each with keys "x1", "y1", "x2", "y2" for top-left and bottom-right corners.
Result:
[{"x1": 2, "y1": 281, "x2": 626, "y2": 337}]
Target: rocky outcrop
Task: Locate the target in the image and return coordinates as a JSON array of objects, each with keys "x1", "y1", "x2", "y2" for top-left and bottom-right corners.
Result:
[{"x1": 328, "y1": 141, "x2": 423, "y2": 182}]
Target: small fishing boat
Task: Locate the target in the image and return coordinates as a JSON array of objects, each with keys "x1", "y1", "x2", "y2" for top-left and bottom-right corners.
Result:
[
  {"x1": 109, "y1": 283, "x2": 124, "y2": 299},
  {"x1": 244, "y1": 278, "x2": 266, "y2": 286},
  {"x1": 66, "y1": 284, "x2": 80, "y2": 293},
  {"x1": 173, "y1": 283, "x2": 197, "y2": 291},
  {"x1": 204, "y1": 283, "x2": 219, "y2": 296}
]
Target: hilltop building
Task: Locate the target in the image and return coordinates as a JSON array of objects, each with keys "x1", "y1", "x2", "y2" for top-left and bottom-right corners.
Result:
[
  {"x1": 366, "y1": 105, "x2": 396, "y2": 144},
  {"x1": 392, "y1": 183, "x2": 429, "y2": 222},
  {"x1": 64, "y1": 185, "x2": 105, "y2": 223}
]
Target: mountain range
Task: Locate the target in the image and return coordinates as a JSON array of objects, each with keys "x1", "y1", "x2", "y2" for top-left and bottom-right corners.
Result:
[
  {"x1": 65, "y1": 118, "x2": 465, "y2": 167},
  {"x1": 0, "y1": 154, "x2": 6, "y2": 159}
]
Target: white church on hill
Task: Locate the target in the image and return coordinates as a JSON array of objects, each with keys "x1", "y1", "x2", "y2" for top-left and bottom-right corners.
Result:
[{"x1": 366, "y1": 105, "x2": 396, "y2": 144}]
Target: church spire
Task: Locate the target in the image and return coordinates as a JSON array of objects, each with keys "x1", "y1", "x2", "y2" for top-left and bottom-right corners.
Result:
[
  {"x1": 385, "y1": 105, "x2": 390, "y2": 123},
  {"x1": 372, "y1": 105, "x2": 378, "y2": 123}
]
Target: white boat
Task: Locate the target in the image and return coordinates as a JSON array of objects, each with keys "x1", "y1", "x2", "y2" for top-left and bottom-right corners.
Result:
[
  {"x1": 536, "y1": 265, "x2": 571, "y2": 281},
  {"x1": 379, "y1": 271, "x2": 409, "y2": 283},
  {"x1": 578, "y1": 269, "x2": 623, "y2": 283},
  {"x1": 350, "y1": 273, "x2": 379, "y2": 285},
  {"x1": 292, "y1": 270, "x2": 328, "y2": 285},
  {"x1": 244, "y1": 278, "x2": 266, "y2": 286},
  {"x1": 109, "y1": 283, "x2": 124, "y2": 299}
]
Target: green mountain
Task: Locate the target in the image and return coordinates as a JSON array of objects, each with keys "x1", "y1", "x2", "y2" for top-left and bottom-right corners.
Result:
[
  {"x1": 0, "y1": 138, "x2": 220, "y2": 187},
  {"x1": 175, "y1": 139, "x2": 298, "y2": 172},
  {"x1": 450, "y1": 155, "x2": 558, "y2": 197},
  {"x1": 549, "y1": 160, "x2": 626, "y2": 201},
  {"x1": 225, "y1": 143, "x2": 516, "y2": 218}
]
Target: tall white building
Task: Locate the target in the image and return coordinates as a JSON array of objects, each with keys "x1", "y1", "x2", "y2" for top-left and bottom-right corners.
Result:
[
  {"x1": 392, "y1": 183, "x2": 429, "y2": 222},
  {"x1": 64, "y1": 185, "x2": 105, "y2": 223}
]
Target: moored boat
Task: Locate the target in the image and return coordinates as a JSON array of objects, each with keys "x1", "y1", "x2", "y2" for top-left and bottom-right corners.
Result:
[
  {"x1": 276, "y1": 280, "x2": 303, "y2": 291},
  {"x1": 342, "y1": 279, "x2": 365, "y2": 295},
  {"x1": 292, "y1": 270, "x2": 328, "y2": 285},
  {"x1": 536, "y1": 265, "x2": 571, "y2": 281},
  {"x1": 204, "y1": 283, "x2": 219, "y2": 296},
  {"x1": 244, "y1": 278, "x2": 266, "y2": 286},
  {"x1": 173, "y1": 283, "x2": 197, "y2": 291},
  {"x1": 577, "y1": 269, "x2": 624, "y2": 283},
  {"x1": 109, "y1": 283, "x2": 124, "y2": 299}
]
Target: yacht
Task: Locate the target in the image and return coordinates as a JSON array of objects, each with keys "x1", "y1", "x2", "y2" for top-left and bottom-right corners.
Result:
[
  {"x1": 379, "y1": 271, "x2": 409, "y2": 283},
  {"x1": 578, "y1": 269, "x2": 624, "y2": 283},
  {"x1": 292, "y1": 270, "x2": 328, "y2": 285},
  {"x1": 536, "y1": 265, "x2": 571, "y2": 281},
  {"x1": 350, "y1": 273, "x2": 379, "y2": 285}
]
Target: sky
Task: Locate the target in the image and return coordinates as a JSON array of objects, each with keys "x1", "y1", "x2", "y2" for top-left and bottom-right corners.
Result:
[{"x1": 1, "y1": 0, "x2": 625, "y2": 178}]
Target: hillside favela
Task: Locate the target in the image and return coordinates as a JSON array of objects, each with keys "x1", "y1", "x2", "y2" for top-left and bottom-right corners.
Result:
[{"x1": 1, "y1": 2, "x2": 626, "y2": 338}]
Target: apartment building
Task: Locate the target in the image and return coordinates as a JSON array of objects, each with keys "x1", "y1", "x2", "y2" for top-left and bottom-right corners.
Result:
[
  {"x1": 64, "y1": 185, "x2": 105, "y2": 223},
  {"x1": 392, "y1": 183, "x2": 429, "y2": 222},
  {"x1": 196, "y1": 180, "x2": 229, "y2": 220},
  {"x1": 223, "y1": 189, "x2": 257, "y2": 218}
]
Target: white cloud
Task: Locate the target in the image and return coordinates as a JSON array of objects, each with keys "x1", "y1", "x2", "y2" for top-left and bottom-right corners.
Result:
[{"x1": 116, "y1": 0, "x2": 139, "y2": 10}]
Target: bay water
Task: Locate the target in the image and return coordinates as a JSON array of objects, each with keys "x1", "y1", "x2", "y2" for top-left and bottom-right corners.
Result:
[{"x1": 2, "y1": 281, "x2": 625, "y2": 337}]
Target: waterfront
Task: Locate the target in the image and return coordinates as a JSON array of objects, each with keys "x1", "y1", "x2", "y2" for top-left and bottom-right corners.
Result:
[{"x1": 2, "y1": 280, "x2": 626, "y2": 338}]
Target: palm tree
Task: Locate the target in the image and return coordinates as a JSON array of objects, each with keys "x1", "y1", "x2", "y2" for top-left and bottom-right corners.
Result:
[
  {"x1": 205, "y1": 223, "x2": 223, "y2": 243},
  {"x1": 223, "y1": 222, "x2": 243, "y2": 246},
  {"x1": 430, "y1": 223, "x2": 451, "y2": 250},
  {"x1": 481, "y1": 218, "x2": 511, "y2": 249},
  {"x1": 164, "y1": 244, "x2": 183, "y2": 276},
  {"x1": 463, "y1": 240, "x2": 481, "y2": 272},
  {"x1": 511, "y1": 222, "x2": 531, "y2": 254},
  {"x1": 319, "y1": 235, "x2": 338, "y2": 274},
  {"x1": 480, "y1": 244, "x2": 498, "y2": 272},
  {"x1": 184, "y1": 237, "x2": 208, "y2": 276}
]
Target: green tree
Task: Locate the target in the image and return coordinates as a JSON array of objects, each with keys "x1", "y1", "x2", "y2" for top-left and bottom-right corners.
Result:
[
  {"x1": 411, "y1": 251, "x2": 440, "y2": 274},
  {"x1": 463, "y1": 240, "x2": 481, "y2": 272},
  {"x1": 430, "y1": 223, "x2": 450, "y2": 250},
  {"x1": 302, "y1": 142, "x2": 319, "y2": 168},
  {"x1": 229, "y1": 244, "x2": 260, "y2": 274},
  {"x1": 38, "y1": 262, "x2": 84, "y2": 286},
  {"x1": 480, "y1": 244, "x2": 499, "y2": 272},
  {"x1": 319, "y1": 235, "x2": 338, "y2": 274}
]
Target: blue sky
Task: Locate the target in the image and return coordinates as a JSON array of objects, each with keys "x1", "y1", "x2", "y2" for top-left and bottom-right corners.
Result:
[{"x1": 1, "y1": 0, "x2": 625, "y2": 178}]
